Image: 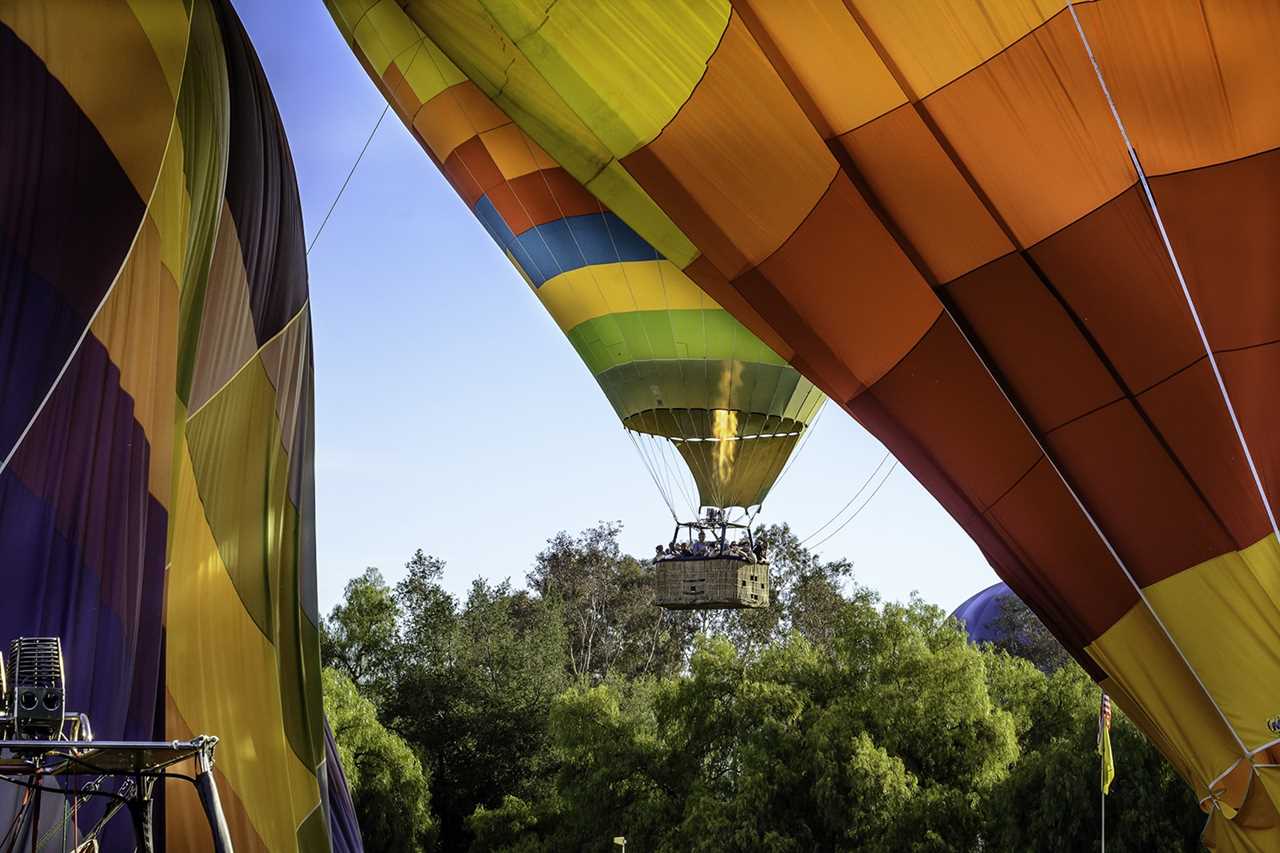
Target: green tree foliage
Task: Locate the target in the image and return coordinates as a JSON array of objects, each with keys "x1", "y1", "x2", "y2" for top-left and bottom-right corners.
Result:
[
  {"x1": 987, "y1": 593, "x2": 1073, "y2": 674},
  {"x1": 322, "y1": 567, "x2": 400, "y2": 701},
  {"x1": 983, "y1": 656, "x2": 1203, "y2": 852},
  {"x1": 322, "y1": 524, "x2": 1205, "y2": 852},
  {"x1": 324, "y1": 668, "x2": 437, "y2": 852},
  {"x1": 529, "y1": 522, "x2": 693, "y2": 681}
]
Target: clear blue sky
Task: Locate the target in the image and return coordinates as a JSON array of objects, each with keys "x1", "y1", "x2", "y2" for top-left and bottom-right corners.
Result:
[{"x1": 236, "y1": 1, "x2": 999, "y2": 615}]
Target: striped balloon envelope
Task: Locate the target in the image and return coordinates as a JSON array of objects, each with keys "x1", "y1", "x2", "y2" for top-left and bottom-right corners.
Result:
[
  {"x1": 1, "y1": 1, "x2": 355, "y2": 850},
  {"x1": 326, "y1": 1, "x2": 823, "y2": 518},
  {"x1": 325, "y1": 2, "x2": 1280, "y2": 848}
]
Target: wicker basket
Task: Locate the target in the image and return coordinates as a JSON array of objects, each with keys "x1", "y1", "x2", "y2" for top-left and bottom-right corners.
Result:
[{"x1": 654, "y1": 559, "x2": 770, "y2": 610}]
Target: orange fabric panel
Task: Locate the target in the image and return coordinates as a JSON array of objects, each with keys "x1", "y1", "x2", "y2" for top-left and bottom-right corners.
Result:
[
  {"x1": 488, "y1": 168, "x2": 603, "y2": 236},
  {"x1": 1029, "y1": 186, "x2": 1202, "y2": 394},
  {"x1": 837, "y1": 105, "x2": 1012, "y2": 283},
  {"x1": 944, "y1": 253, "x2": 1121, "y2": 433},
  {"x1": 1045, "y1": 400, "x2": 1236, "y2": 586},
  {"x1": 414, "y1": 81, "x2": 508, "y2": 162},
  {"x1": 734, "y1": 266, "x2": 864, "y2": 404},
  {"x1": 752, "y1": 175, "x2": 939, "y2": 388},
  {"x1": 621, "y1": 13, "x2": 836, "y2": 278},
  {"x1": 165, "y1": 693, "x2": 270, "y2": 853},
  {"x1": 1149, "y1": 149, "x2": 1280, "y2": 352},
  {"x1": 683, "y1": 255, "x2": 794, "y2": 362},
  {"x1": 922, "y1": 8, "x2": 1133, "y2": 247},
  {"x1": 985, "y1": 459, "x2": 1138, "y2": 641},
  {"x1": 481, "y1": 122, "x2": 558, "y2": 180},
  {"x1": 1218, "y1": 345, "x2": 1280, "y2": 520},
  {"x1": 1080, "y1": 0, "x2": 1280, "y2": 175},
  {"x1": 1138, "y1": 361, "x2": 1272, "y2": 550},
  {"x1": 848, "y1": 0, "x2": 1067, "y2": 98},
  {"x1": 382, "y1": 59, "x2": 423, "y2": 123},
  {"x1": 733, "y1": 0, "x2": 905, "y2": 138},
  {"x1": 441, "y1": 134, "x2": 502, "y2": 207},
  {"x1": 89, "y1": 215, "x2": 179, "y2": 505},
  {"x1": 857, "y1": 318, "x2": 1040, "y2": 511}
]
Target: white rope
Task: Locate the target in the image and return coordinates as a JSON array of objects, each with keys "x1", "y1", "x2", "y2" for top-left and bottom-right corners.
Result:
[
  {"x1": 798, "y1": 451, "x2": 892, "y2": 546},
  {"x1": 808, "y1": 460, "x2": 897, "y2": 551},
  {"x1": 1065, "y1": 1, "x2": 1279, "y2": 542}
]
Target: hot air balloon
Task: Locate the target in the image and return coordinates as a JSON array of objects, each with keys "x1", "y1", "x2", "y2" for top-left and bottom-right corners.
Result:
[
  {"x1": 324, "y1": 1, "x2": 824, "y2": 611},
  {"x1": 952, "y1": 582, "x2": 1015, "y2": 646},
  {"x1": 1, "y1": 1, "x2": 354, "y2": 849},
  {"x1": 326, "y1": 1, "x2": 1280, "y2": 847}
]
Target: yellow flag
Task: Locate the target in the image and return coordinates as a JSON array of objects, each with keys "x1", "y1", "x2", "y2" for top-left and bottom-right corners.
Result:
[{"x1": 1098, "y1": 693, "x2": 1115, "y2": 794}]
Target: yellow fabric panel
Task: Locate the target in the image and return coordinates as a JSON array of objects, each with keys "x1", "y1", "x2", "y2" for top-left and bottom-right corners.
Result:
[
  {"x1": 150, "y1": 123, "x2": 193, "y2": 287},
  {"x1": 585, "y1": 161, "x2": 699, "y2": 268},
  {"x1": 639, "y1": 13, "x2": 837, "y2": 275},
  {"x1": 1080, "y1": 0, "x2": 1280, "y2": 175},
  {"x1": 538, "y1": 260, "x2": 715, "y2": 333},
  {"x1": 0, "y1": 0, "x2": 178, "y2": 200},
  {"x1": 188, "y1": 200, "x2": 259, "y2": 414},
  {"x1": 1143, "y1": 534, "x2": 1280, "y2": 751},
  {"x1": 481, "y1": 123, "x2": 557, "y2": 180},
  {"x1": 849, "y1": 0, "x2": 1066, "y2": 97},
  {"x1": 90, "y1": 215, "x2": 179, "y2": 507},
  {"x1": 124, "y1": 0, "x2": 188, "y2": 98},
  {"x1": 407, "y1": 0, "x2": 612, "y2": 181},
  {"x1": 165, "y1": 694, "x2": 272, "y2": 853},
  {"x1": 326, "y1": 0, "x2": 377, "y2": 42},
  {"x1": 259, "y1": 310, "x2": 312, "y2": 460},
  {"x1": 393, "y1": 34, "x2": 466, "y2": 110},
  {"x1": 923, "y1": 11, "x2": 1133, "y2": 247},
  {"x1": 1088, "y1": 600, "x2": 1242, "y2": 790},
  {"x1": 1257, "y1": 768, "x2": 1280, "y2": 819},
  {"x1": 400, "y1": 0, "x2": 701, "y2": 266},
  {"x1": 736, "y1": 0, "x2": 905, "y2": 137},
  {"x1": 167, "y1": 441, "x2": 321, "y2": 853},
  {"x1": 1202, "y1": 773, "x2": 1280, "y2": 853},
  {"x1": 125, "y1": 0, "x2": 190, "y2": 99},
  {"x1": 352, "y1": 0, "x2": 421, "y2": 77},
  {"x1": 483, "y1": 0, "x2": 731, "y2": 156},
  {"x1": 1100, "y1": 676, "x2": 1207, "y2": 802}
]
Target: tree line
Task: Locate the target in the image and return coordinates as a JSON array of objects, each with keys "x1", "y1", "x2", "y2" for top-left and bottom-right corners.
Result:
[{"x1": 321, "y1": 523, "x2": 1204, "y2": 852}]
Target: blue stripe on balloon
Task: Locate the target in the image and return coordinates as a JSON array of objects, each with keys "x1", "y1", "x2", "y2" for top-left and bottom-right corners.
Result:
[{"x1": 472, "y1": 196, "x2": 659, "y2": 287}]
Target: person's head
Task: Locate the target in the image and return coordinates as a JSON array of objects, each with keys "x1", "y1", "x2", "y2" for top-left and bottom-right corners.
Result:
[{"x1": 698, "y1": 530, "x2": 705, "y2": 541}]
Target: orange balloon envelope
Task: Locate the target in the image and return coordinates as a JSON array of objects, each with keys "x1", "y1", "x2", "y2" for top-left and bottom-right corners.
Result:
[{"x1": 327, "y1": 2, "x2": 1280, "y2": 846}]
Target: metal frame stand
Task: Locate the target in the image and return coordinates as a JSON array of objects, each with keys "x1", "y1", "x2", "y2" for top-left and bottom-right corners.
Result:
[{"x1": 0, "y1": 735, "x2": 234, "y2": 852}]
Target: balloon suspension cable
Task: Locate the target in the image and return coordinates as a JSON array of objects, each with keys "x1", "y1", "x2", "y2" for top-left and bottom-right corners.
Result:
[
  {"x1": 627, "y1": 429, "x2": 680, "y2": 522},
  {"x1": 306, "y1": 40, "x2": 427, "y2": 256},
  {"x1": 807, "y1": 460, "x2": 897, "y2": 552},
  {"x1": 799, "y1": 450, "x2": 893, "y2": 546}
]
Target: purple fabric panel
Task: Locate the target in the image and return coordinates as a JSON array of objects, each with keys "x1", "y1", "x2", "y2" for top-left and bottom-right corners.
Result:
[
  {"x1": 2, "y1": 334, "x2": 165, "y2": 740},
  {"x1": 0, "y1": 23, "x2": 143, "y2": 455},
  {"x1": 325, "y1": 718, "x2": 366, "y2": 853},
  {"x1": 951, "y1": 582, "x2": 1014, "y2": 645},
  {"x1": 0, "y1": 244, "x2": 87, "y2": 460}
]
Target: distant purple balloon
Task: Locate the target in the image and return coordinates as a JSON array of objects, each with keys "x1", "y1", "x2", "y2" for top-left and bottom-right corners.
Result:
[{"x1": 951, "y1": 582, "x2": 1014, "y2": 644}]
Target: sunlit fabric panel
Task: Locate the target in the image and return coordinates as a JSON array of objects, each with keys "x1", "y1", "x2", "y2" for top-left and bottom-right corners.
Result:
[
  {"x1": 0, "y1": 1, "x2": 355, "y2": 849},
  {"x1": 326, "y1": 0, "x2": 822, "y2": 511},
  {"x1": 325, "y1": 1, "x2": 1280, "y2": 846}
]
